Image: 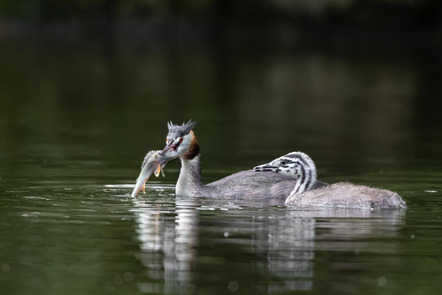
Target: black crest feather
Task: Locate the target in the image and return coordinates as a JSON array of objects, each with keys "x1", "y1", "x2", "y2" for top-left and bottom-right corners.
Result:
[{"x1": 167, "y1": 120, "x2": 197, "y2": 137}]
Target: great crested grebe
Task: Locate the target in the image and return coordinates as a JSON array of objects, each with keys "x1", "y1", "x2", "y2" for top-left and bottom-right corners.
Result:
[
  {"x1": 156, "y1": 120, "x2": 326, "y2": 200},
  {"x1": 133, "y1": 120, "x2": 406, "y2": 209}
]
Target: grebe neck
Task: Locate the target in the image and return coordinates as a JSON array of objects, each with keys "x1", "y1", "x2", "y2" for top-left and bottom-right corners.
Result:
[
  {"x1": 176, "y1": 153, "x2": 203, "y2": 196},
  {"x1": 291, "y1": 168, "x2": 316, "y2": 197}
]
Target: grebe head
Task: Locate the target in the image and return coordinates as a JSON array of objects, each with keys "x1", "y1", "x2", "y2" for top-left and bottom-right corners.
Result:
[
  {"x1": 161, "y1": 120, "x2": 199, "y2": 160},
  {"x1": 254, "y1": 151, "x2": 318, "y2": 195}
]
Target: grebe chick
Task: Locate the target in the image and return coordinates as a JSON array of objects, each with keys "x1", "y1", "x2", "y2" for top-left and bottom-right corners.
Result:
[
  {"x1": 253, "y1": 151, "x2": 322, "y2": 196},
  {"x1": 159, "y1": 121, "x2": 326, "y2": 200},
  {"x1": 254, "y1": 152, "x2": 406, "y2": 209}
]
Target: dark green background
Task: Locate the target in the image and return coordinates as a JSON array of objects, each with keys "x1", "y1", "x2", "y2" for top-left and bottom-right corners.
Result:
[{"x1": 1, "y1": 1, "x2": 442, "y2": 294}]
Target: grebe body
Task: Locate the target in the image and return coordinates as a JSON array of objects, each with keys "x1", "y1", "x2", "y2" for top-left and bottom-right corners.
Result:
[
  {"x1": 182, "y1": 168, "x2": 327, "y2": 200},
  {"x1": 160, "y1": 121, "x2": 326, "y2": 200}
]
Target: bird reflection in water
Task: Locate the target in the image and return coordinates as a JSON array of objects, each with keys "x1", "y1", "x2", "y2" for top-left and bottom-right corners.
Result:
[
  {"x1": 132, "y1": 196, "x2": 199, "y2": 294},
  {"x1": 131, "y1": 196, "x2": 405, "y2": 294}
]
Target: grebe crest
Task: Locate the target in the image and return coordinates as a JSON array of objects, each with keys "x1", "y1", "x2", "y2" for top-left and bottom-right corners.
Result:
[
  {"x1": 166, "y1": 120, "x2": 196, "y2": 138},
  {"x1": 254, "y1": 151, "x2": 317, "y2": 196}
]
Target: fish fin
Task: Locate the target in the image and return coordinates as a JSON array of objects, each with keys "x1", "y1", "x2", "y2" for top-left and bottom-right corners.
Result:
[{"x1": 154, "y1": 165, "x2": 161, "y2": 177}]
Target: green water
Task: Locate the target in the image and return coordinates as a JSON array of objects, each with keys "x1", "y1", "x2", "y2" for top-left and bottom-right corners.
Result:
[{"x1": 1, "y1": 38, "x2": 442, "y2": 294}]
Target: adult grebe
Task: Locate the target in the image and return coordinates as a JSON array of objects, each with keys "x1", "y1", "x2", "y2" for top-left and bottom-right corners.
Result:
[
  {"x1": 158, "y1": 120, "x2": 325, "y2": 200},
  {"x1": 254, "y1": 152, "x2": 407, "y2": 209}
]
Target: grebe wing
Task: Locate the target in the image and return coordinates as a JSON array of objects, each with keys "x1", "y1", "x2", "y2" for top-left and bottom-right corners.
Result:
[{"x1": 205, "y1": 170, "x2": 296, "y2": 200}]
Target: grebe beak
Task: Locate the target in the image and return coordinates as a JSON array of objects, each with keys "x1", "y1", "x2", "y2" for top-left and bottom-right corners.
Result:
[
  {"x1": 161, "y1": 142, "x2": 177, "y2": 156},
  {"x1": 253, "y1": 164, "x2": 278, "y2": 172}
]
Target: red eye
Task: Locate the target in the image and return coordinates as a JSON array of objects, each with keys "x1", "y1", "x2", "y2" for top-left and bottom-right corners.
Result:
[{"x1": 179, "y1": 138, "x2": 183, "y2": 143}]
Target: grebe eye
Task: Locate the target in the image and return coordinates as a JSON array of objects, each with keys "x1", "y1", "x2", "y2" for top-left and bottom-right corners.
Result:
[{"x1": 179, "y1": 137, "x2": 183, "y2": 143}]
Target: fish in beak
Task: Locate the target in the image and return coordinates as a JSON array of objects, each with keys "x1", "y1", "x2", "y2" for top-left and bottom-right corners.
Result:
[
  {"x1": 161, "y1": 142, "x2": 176, "y2": 156},
  {"x1": 131, "y1": 150, "x2": 174, "y2": 197}
]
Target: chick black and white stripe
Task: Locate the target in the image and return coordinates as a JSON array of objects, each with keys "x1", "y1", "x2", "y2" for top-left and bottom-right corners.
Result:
[{"x1": 253, "y1": 152, "x2": 317, "y2": 197}]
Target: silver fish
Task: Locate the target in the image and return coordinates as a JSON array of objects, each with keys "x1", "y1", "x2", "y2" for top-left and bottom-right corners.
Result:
[{"x1": 131, "y1": 150, "x2": 171, "y2": 197}]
